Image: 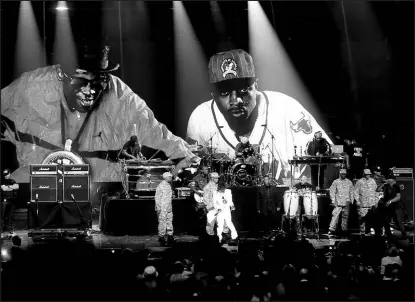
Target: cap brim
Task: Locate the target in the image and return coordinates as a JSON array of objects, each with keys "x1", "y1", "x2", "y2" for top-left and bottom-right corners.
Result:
[{"x1": 212, "y1": 77, "x2": 256, "y2": 92}]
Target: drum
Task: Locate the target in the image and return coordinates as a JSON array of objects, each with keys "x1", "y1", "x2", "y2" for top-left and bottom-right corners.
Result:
[
  {"x1": 303, "y1": 191, "x2": 318, "y2": 216},
  {"x1": 232, "y1": 163, "x2": 257, "y2": 186},
  {"x1": 283, "y1": 190, "x2": 299, "y2": 216}
]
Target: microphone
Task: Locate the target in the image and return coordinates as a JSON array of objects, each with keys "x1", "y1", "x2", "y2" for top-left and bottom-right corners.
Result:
[
  {"x1": 218, "y1": 126, "x2": 224, "y2": 128},
  {"x1": 261, "y1": 124, "x2": 267, "y2": 127},
  {"x1": 35, "y1": 194, "x2": 39, "y2": 216}
]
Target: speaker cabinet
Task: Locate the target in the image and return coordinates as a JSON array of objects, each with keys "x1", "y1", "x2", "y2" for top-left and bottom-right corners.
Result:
[
  {"x1": 63, "y1": 176, "x2": 90, "y2": 202},
  {"x1": 397, "y1": 178, "x2": 414, "y2": 221},
  {"x1": 27, "y1": 202, "x2": 91, "y2": 229},
  {"x1": 30, "y1": 176, "x2": 57, "y2": 202}
]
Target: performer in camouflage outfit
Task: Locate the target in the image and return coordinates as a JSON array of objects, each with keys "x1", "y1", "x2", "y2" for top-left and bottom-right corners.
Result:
[
  {"x1": 328, "y1": 169, "x2": 354, "y2": 237},
  {"x1": 354, "y1": 169, "x2": 378, "y2": 235},
  {"x1": 155, "y1": 172, "x2": 174, "y2": 246}
]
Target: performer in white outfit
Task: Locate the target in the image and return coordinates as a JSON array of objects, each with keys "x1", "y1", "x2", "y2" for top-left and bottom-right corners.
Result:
[{"x1": 213, "y1": 177, "x2": 238, "y2": 242}]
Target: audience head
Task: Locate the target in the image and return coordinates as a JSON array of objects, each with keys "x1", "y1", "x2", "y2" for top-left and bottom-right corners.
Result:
[
  {"x1": 12, "y1": 235, "x2": 22, "y2": 247},
  {"x1": 299, "y1": 268, "x2": 309, "y2": 282},
  {"x1": 143, "y1": 266, "x2": 158, "y2": 281},
  {"x1": 386, "y1": 244, "x2": 399, "y2": 257}
]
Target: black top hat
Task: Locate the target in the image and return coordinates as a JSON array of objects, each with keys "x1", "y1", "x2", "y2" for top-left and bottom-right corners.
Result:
[{"x1": 77, "y1": 43, "x2": 120, "y2": 73}]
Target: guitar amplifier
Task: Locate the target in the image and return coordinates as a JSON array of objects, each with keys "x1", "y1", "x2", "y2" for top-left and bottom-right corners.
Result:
[
  {"x1": 63, "y1": 164, "x2": 90, "y2": 175},
  {"x1": 175, "y1": 187, "x2": 192, "y2": 198},
  {"x1": 63, "y1": 175, "x2": 90, "y2": 202},
  {"x1": 392, "y1": 168, "x2": 413, "y2": 179},
  {"x1": 30, "y1": 164, "x2": 58, "y2": 175},
  {"x1": 30, "y1": 176, "x2": 58, "y2": 202}
]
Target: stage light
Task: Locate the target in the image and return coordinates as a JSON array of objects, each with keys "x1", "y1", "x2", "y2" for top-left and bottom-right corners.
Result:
[
  {"x1": 56, "y1": 2, "x2": 68, "y2": 11},
  {"x1": 1, "y1": 248, "x2": 10, "y2": 261}
]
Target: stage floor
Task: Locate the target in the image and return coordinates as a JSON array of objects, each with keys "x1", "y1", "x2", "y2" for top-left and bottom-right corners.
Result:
[{"x1": 2, "y1": 218, "x2": 413, "y2": 254}]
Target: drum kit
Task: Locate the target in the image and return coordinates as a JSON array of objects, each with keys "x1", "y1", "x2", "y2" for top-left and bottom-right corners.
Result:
[{"x1": 193, "y1": 144, "x2": 267, "y2": 187}]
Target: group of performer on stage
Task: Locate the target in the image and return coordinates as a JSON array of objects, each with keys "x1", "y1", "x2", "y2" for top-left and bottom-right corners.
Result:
[{"x1": 0, "y1": 40, "x2": 409, "y2": 243}]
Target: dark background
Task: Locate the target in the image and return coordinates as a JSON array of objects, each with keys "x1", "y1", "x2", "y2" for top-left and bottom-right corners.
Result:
[{"x1": 1, "y1": 1, "x2": 414, "y2": 174}]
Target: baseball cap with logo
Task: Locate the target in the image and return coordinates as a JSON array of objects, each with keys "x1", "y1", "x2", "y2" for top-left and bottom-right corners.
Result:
[
  {"x1": 363, "y1": 169, "x2": 372, "y2": 175},
  {"x1": 163, "y1": 172, "x2": 173, "y2": 179},
  {"x1": 210, "y1": 172, "x2": 219, "y2": 178},
  {"x1": 208, "y1": 49, "x2": 256, "y2": 85},
  {"x1": 339, "y1": 169, "x2": 347, "y2": 174}
]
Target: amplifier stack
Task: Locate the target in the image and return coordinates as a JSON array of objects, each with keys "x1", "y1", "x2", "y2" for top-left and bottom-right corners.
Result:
[{"x1": 29, "y1": 164, "x2": 91, "y2": 230}]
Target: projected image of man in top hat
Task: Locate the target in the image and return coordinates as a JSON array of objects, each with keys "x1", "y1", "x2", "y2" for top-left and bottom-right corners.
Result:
[{"x1": 1, "y1": 42, "x2": 199, "y2": 183}]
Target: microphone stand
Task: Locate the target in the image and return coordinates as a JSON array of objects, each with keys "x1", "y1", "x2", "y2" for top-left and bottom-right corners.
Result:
[
  {"x1": 207, "y1": 131, "x2": 218, "y2": 172},
  {"x1": 35, "y1": 194, "x2": 39, "y2": 219},
  {"x1": 262, "y1": 124, "x2": 277, "y2": 182},
  {"x1": 71, "y1": 194, "x2": 87, "y2": 229}
]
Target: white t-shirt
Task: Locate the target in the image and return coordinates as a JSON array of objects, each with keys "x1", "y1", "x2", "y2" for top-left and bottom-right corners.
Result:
[{"x1": 186, "y1": 91, "x2": 333, "y2": 180}]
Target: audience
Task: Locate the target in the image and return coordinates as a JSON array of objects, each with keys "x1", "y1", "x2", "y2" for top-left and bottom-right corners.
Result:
[{"x1": 1, "y1": 234, "x2": 413, "y2": 301}]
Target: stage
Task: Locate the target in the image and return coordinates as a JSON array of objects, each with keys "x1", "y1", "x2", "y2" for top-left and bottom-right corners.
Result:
[{"x1": 2, "y1": 218, "x2": 413, "y2": 256}]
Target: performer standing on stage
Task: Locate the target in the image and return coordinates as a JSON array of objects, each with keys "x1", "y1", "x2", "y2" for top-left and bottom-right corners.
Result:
[
  {"x1": 328, "y1": 169, "x2": 354, "y2": 237},
  {"x1": 354, "y1": 169, "x2": 378, "y2": 235},
  {"x1": 256, "y1": 175, "x2": 281, "y2": 232},
  {"x1": 155, "y1": 172, "x2": 174, "y2": 246},
  {"x1": 376, "y1": 175, "x2": 407, "y2": 239},
  {"x1": 213, "y1": 177, "x2": 238, "y2": 242},
  {"x1": 189, "y1": 165, "x2": 210, "y2": 236},
  {"x1": 203, "y1": 172, "x2": 220, "y2": 236},
  {"x1": 372, "y1": 166, "x2": 386, "y2": 189},
  {"x1": 306, "y1": 131, "x2": 331, "y2": 190},
  {"x1": 119, "y1": 135, "x2": 144, "y2": 160},
  {"x1": 1, "y1": 169, "x2": 19, "y2": 231}
]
